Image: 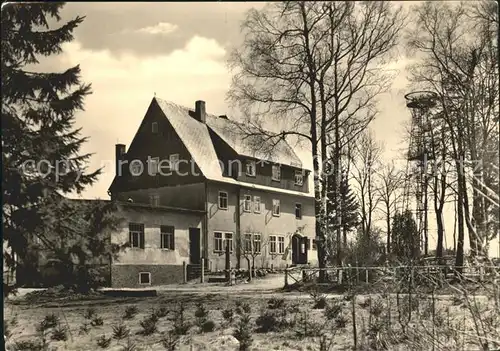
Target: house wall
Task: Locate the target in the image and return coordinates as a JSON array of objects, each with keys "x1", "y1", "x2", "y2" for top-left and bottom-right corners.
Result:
[
  {"x1": 114, "y1": 183, "x2": 205, "y2": 210},
  {"x1": 205, "y1": 181, "x2": 317, "y2": 271},
  {"x1": 111, "y1": 205, "x2": 203, "y2": 288}
]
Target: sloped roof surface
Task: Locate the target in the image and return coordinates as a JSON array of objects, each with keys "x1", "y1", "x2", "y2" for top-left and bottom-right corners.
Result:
[{"x1": 205, "y1": 114, "x2": 303, "y2": 168}]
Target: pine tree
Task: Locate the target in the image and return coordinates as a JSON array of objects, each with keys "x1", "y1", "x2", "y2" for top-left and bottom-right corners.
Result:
[
  {"x1": 2, "y1": 3, "x2": 99, "y2": 280},
  {"x1": 391, "y1": 210, "x2": 420, "y2": 262},
  {"x1": 325, "y1": 153, "x2": 360, "y2": 260}
]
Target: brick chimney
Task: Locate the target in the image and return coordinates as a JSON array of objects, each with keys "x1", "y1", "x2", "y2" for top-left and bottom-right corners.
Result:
[
  {"x1": 115, "y1": 144, "x2": 126, "y2": 176},
  {"x1": 194, "y1": 100, "x2": 206, "y2": 123}
]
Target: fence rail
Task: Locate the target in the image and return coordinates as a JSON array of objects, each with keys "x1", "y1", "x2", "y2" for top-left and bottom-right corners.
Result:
[{"x1": 284, "y1": 264, "x2": 500, "y2": 288}]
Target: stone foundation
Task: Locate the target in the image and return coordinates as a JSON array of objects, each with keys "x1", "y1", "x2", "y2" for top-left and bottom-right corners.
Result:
[{"x1": 111, "y1": 264, "x2": 184, "y2": 288}]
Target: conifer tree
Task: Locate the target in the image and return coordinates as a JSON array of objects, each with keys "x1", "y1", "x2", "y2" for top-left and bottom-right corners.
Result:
[
  {"x1": 391, "y1": 210, "x2": 420, "y2": 262},
  {"x1": 2, "y1": 3, "x2": 100, "y2": 280}
]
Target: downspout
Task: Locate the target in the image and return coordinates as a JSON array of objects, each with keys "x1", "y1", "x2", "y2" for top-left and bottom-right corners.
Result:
[
  {"x1": 236, "y1": 185, "x2": 241, "y2": 270},
  {"x1": 204, "y1": 180, "x2": 209, "y2": 270}
]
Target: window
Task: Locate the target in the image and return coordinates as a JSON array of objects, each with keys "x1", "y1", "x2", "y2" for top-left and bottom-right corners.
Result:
[
  {"x1": 246, "y1": 160, "x2": 256, "y2": 176},
  {"x1": 278, "y1": 236, "x2": 285, "y2": 254},
  {"x1": 149, "y1": 194, "x2": 160, "y2": 207},
  {"x1": 312, "y1": 239, "x2": 317, "y2": 250},
  {"x1": 214, "y1": 232, "x2": 233, "y2": 252},
  {"x1": 214, "y1": 232, "x2": 223, "y2": 252},
  {"x1": 269, "y1": 235, "x2": 277, "y2": 254},
  {"x1": 272, "y1": 199, "x2": 280, "y2": 216},
  {"x1": 218, "y1": 191, "x2": 228, "y2": 209},
  {"x1": 139, "y1": 272, "x2": 151, "y2": 285},
  {"x1": 130, "y1": 160, "x2": 142, "y2": 176},
  {"x1": 295, "y1": 203, "x2": 302, "y2": 219},
  {"x1": 169, "y1": 154, "x2": 180, "y2": 172},
  {"x1": 254, "y1": 196, "x2": 261, "y2": 213},
  {"x1": 243, "y1": 195, "x2": 251, "y2": 212},
  {"x1": 149, "y1": 157, "x2": 159, "y2": 175},
  {"x1": 272, "y1": 164, "x2": 281, "y2": 181},
  {"x1": 244, "y1": 233, "x2": 252, "y2": 252},
  {"x1": 160, "y1": 225, "x2": 175, "y2": 250},
  {"x1": 295, "y1": 170, "x2": 304, "y2": 186},
  {"x1": 152, "y1": 122, "x2": 158, "y2": 133},
  {"x1": 253, "y1": 233, "x2": 261, "y2": 253},
  {"x1": 129, "y1": 223, "x2": 144, "y2": 249},
  {"x1": 225, "y1": 233, "x2": 233, "y2": 252}
]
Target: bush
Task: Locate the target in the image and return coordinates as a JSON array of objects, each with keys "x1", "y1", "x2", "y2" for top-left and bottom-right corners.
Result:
[
  {"x1": 235, "y1": 301, "x2": 251, "y2": 315},
  {"x1": 96, "y1": 334, "x2": 112, "y2": 348},
  {"x1": 201, "y1": 320, "x2": 216, "y2": 333},
  {"x1": 267, "y1": 297, "x2": 285, "y2": 310},
  {"x1": 153, "y1": 306, "x2": 169, "y2": 319},
  {"x1": 370, "y1": 298, "x2": 384, "y2": 318},
  {"x1": 13, "y1": 340, "x2": 46, "y2": 351},
  {"x1": 161, "y1": 330, "x2": 180, "y2": 351},
  {"x1": 51, "y1": 324, "x2": 68, "y2": 341},
  {"x1": 233, "y1": 314, "x2": 253, "y2": 351},
  {"x1": 255, "y1": 311, "x2": 279, "y2": 333},
  {"x1": 123, "y1": 305, "x2": 139, "y2": 319},
  {"x1": 335, "y1": 314, "x2": 348, "y2": 328},
  {"x1": 37, "y1": 313, "x2": 59, "y2": 332},
  {"x1": 313, "y1": 296, "x2": 327, "y2": 309},
  {"x1": 139, "y1": 315, "x2": 158, "y2": 335},
  {"x1": 172, "y1": 303, "x2": 190, "y2": 336},
  {"x1": 90, "y1": 315, "x2": 104, "y2": 327},
  {"x1": 79, "y1": 322, "x2": 91, "y2": 335},
  {"x1": 112, "y1": 322, "x2": 130, "y2": 340},
  {"x1": 324, "y1": 300, "x2": 343, "y2": 320},
  {"x1": 222, "y1": 307, "x2": 234, "y2": 325},
  {"x1": 83, "y1": 307, "x2": 97, "y2": 320}
]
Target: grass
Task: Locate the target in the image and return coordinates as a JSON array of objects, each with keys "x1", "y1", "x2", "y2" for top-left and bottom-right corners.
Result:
[{"x1": 4, "y1": 284, "x2": 499, "y2": 351}]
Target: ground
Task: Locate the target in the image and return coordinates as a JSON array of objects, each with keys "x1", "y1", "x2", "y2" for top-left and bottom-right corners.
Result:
[{"x1": 4, "y1": 273, "x2": 499, "y2": 351}]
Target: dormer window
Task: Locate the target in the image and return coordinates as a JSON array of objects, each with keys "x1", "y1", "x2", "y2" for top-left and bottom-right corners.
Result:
[
  {"x1": 152, "y1": 122, "x2": 158, "y2": 133},
  {"x1": 294, "y1": 170, "x2": 304, "y2": 186},
  {"x1": 246, "y1": 160, "x2": 256, "y2": 177},
  {"x1": 272, "y1": 164, "x2": 281, "y2": 181}
]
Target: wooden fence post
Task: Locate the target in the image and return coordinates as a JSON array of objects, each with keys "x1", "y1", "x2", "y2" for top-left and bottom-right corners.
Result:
[
  {"x1": 183, "y1": 261, "x2": 187, "y2": 284},
  {"x1": 284, "y1": 264, "x2": 289, "y2": 288},
  {"x1": 365, "y1": 269, "x2": 369, "y2": 284},
  {"x1": 200, "y1": 259, "x2": 205, "y2": 283}
]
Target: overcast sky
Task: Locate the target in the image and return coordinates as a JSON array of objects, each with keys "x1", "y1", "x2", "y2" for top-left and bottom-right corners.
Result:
[{"x1": 32, "y1": 2, "x2": 495, "y2": 255}]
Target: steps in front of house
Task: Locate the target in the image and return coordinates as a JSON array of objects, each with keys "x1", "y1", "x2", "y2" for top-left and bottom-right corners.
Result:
[{"x1": 186, "y1": 263, "x2": 211, "y2": 281}]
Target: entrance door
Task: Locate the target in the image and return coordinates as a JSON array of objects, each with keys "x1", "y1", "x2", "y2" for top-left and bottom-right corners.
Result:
[
  {"x1": 292, "y1": 234, "x2": 308, "y2": 265},
  {"x1": 189, "y1": 228, "x2": 201, "y2": 264}
]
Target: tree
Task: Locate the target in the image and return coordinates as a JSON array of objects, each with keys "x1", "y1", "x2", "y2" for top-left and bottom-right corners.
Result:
[
  {"x1": 391, "y1": 210, "x2": 420, "y2": 263},
  {"x1": 2, "y1": 3, "x2": 100, "y2": 284},
  {"x1": 325, "y1": 151, "x2": 359, "y2": 261},
  {"x1": 351, "y1": 130, "x2": 383, "y2": 240},
  {"x1": 227, "y1": 2, "x2": 406, "y2": 277},
  {"x1": 375, "y1": 162, "x2": 404, "y2": 255},
  {"x1": 237, "y1": 232, "x2": 265, "y2": 282}
]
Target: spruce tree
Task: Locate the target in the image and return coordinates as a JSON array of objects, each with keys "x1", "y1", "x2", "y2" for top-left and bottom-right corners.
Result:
[
  {"x1": 391, "y1": 210, "x2": 420, "y2": 262},
  {"x1": 2, "y1": 3, "x2": 100, "y2": 280}
]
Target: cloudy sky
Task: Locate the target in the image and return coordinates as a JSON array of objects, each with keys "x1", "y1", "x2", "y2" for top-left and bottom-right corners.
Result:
[{"x1": 31, "y1": 2, "x2": 494, "y2": 255}]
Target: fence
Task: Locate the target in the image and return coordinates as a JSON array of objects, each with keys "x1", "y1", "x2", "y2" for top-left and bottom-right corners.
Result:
[{"x1": 284, "y1": 264, "x2": 500, "y2": 288}]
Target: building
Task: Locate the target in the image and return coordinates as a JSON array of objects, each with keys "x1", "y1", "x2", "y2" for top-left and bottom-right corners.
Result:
[{"x1": 108, "y1": 97, "x2": 317, "y2": 286}]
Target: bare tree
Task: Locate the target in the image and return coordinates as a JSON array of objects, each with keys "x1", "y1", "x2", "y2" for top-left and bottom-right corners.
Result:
[
  {"x1": 375, "y1": 162, "x2": 404, "y2": 255},
  {"x1": 227, "y1": 1, "x2": 406, "y2": 275},
  {"x1": 407, "y1": 1, "x2": 499, "y2": 268},
  {"x1": 351, "y1": 130, "x2": 383, "y2": 240}
]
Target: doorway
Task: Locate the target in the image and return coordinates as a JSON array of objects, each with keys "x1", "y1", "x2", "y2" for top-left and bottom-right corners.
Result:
[
  {"x1": 189, "y1": 228, "x2": 201, "y2": 264},
  {"x1": 291, "y1": 234, "x2": 308, "y2": 265}
]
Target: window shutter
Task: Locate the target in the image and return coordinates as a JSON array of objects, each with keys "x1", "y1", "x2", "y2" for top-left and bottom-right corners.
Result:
[
  {"x1": 170, "y1": 226, "x2": 175, "y2": 250},
  {"x1": 129, "y1": 231, "x2": 132, "y2": 246},
  {"x1": 140, "y1": 224, "x2": 145, "y2": 249}
]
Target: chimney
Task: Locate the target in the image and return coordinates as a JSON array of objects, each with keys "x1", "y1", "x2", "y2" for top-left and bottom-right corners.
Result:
[
  {"x1": 194, "y1": 100, "x2": 206, "y2": 123},
  {"x1": 115, "y1": 144, "x2": 126, "y2": 176}
]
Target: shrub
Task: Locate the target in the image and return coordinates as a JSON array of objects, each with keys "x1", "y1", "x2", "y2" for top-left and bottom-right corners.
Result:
[
  {"x1": 295, "y1": 311, "x2": 324, "y2": 338},
  {"x1": 37, "y1": 314, "x2": 59, "y2": 332},
  {"x1": 170, "y1": 303, "x2": 190, "y2": 336},
  {"x1": 51, "y1": 324, "x2": 68, "y2": 341},
  {"x1": 121, "y1": 337, "x2": 138, "y2": 351},
  {"x1": 201, "y1": 320, "x2": 216, "y2": 333},
  {"x1": 139, "y1": 315, "x2": 158, "y2": 335},
  {"x1": 79, "y1": 322, "x2": 91, "y2": 335},
  {"x1": 267, "y1": 297, "x2": 285, "y2": 310},
  {"x1": 96, "y1": 334, "x2": 112, "y2": 348},
  {"x1": 123, "y1": 306, "x2": 139, "y2": 320},
  {"x1": 255, "y1": 311, "x2": 280, "y2": 333},
  {"x1": 235, "y1": 301, "x2": 251, "y2": 315},
  {"x1": 359, "y1": 297, "x2": 371, "y2": 309},
  {"x1": 222, "y1": 307, "x2": 234, "y2": 325},
  {"x1": 233, "y1": 314, "x2": 253, "y2": 351},
  {"x1": 4, "y1": 320, "x2": 11, "y2": 338},
  {"x1": 313, "y1": 296, "x2": 327, "y2": 309},
  {"x1": 112, "y1": 322, "x2": 130, "y2": 340},
  {"x1": 153, "y1": 306, "x2": 169, "y2": 319},
  {"x1": 370, "y1": 298, "x2": 384, "y2": 318},
  {"x1": 194, "y1": 302, "x2": 209, "y2": 330},
  {"x1": 161, "y1": 330, "x2": 180, "y2": 351},
  {"x1": 324, "y1": 300, "x2": 343, "y2": 320},
  {"x1": 83, "y1": 307, "x2": 97, "y2": 320},
  {"x1": 335, "y1": 314, "x2": 348, "y2": 328},
  {"x1": 90, "y1": 315, "x2": 104, "y2": 327},
  {"x1": 13, "y1": 340, "x2": 46, "y2": 351}
]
